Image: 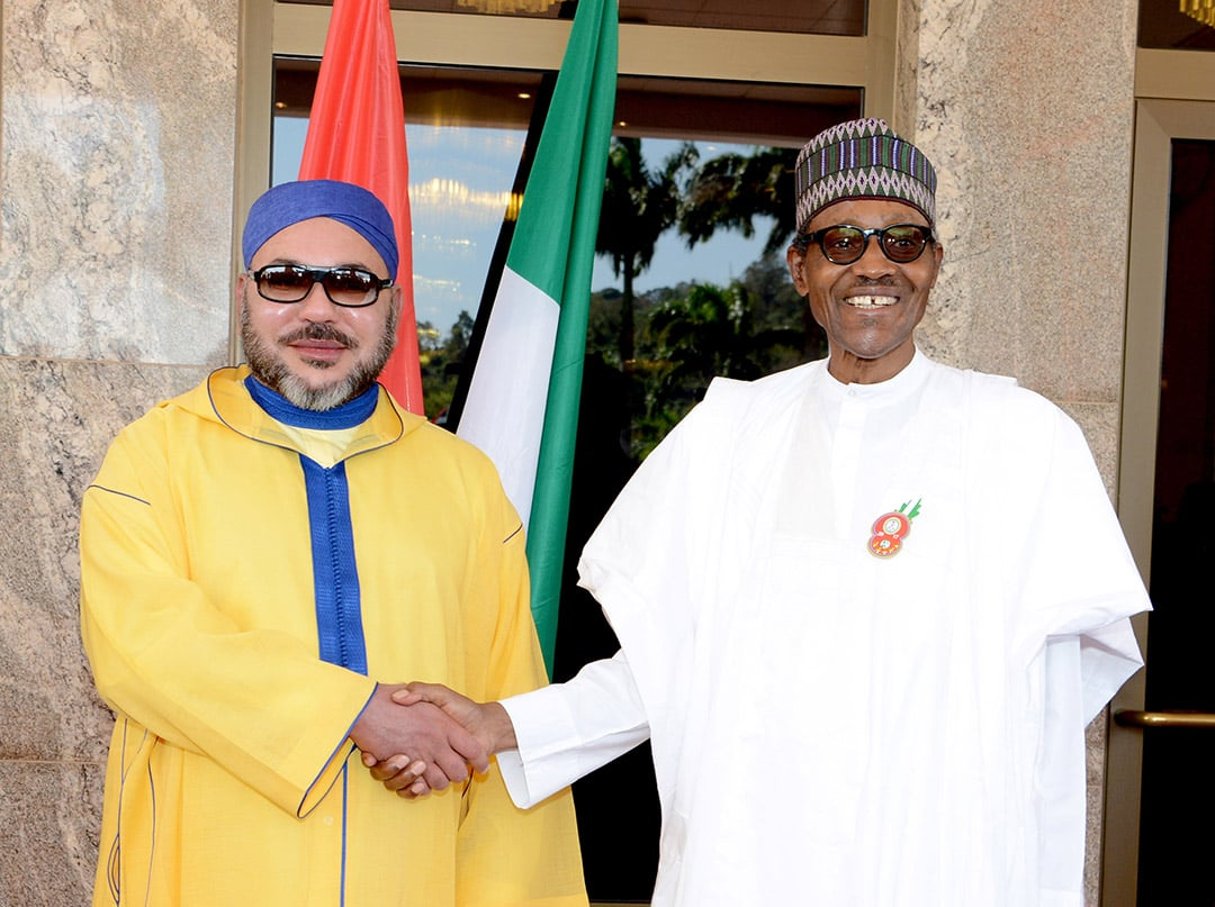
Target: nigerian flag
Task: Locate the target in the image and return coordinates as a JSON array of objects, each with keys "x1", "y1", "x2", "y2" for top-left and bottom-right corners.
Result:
[{"x1": 456, "y1": 0, "x2": 618, "y2": 675}]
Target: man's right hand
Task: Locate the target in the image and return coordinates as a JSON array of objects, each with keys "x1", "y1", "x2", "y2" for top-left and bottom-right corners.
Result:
[
  {"x1": 349, "y1": 683, "x2": 489, "y2": 792},
  {"x1": 394, "y1": 682, "x2": 518, "y2": 754},
  {"x1": 366, "y1": 683, "x2": 518, "y2": 799}
]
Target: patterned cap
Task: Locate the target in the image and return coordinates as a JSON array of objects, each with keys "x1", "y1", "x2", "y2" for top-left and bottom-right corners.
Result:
[{"x1": 794, "y1": 118, "x2": 937, "y2": 232}]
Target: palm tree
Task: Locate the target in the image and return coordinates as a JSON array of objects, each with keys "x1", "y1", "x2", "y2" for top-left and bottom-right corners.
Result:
[
  {"x1": 595, "y1": 138, "x2": 697, "y2": 364},
  {"x1": 678, "y1": 146, "x2": 799, "y2": 255}
]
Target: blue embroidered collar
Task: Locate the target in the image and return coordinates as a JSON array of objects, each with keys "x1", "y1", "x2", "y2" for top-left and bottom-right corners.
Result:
[{"x1": 244, "y1": 376, "x2": 379, "y2": 430}]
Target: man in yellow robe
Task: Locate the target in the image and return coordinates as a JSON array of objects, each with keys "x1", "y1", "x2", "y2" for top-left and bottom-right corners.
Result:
[{"x1": 79, "y1": 179, "x2": 586, "y2": 906}]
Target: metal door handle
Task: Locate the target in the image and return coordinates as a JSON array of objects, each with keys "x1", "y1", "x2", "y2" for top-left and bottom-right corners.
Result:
[{"x1": 1114, "y1": 709, "x2": 1215, "y2": 728}]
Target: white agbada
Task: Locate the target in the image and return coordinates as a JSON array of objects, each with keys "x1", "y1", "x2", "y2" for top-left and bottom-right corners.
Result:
[{"x1": 498, "y1": 352, "x2": 1148, "y2": 906}]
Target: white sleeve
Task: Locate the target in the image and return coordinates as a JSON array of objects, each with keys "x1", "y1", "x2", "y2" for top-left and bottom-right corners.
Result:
[
  {"x1": 495, "y1": 649, "x2": 651, "y2": 808},
  {"x1": 1036, "y1": 635, "x2": 1087, "y2": 905},
  {"x1": 1012, "y1": 404, "x2": 1149, "y2": 702},
  {"x1": 1034, "y1": 621, "x2": 1143, "y2": 905}
]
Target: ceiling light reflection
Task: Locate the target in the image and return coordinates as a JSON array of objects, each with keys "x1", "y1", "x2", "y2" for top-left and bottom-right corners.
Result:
[
  {"x1": 455, "y1": 0, "x2": 559, "y2": 12},
  {"x1": 411, "y1": 177, "x2": 524, "y2": 223}
]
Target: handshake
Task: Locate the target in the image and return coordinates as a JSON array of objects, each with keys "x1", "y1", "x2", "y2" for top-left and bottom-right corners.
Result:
[{"x1": 348, "y1": 682, "x2": 517, "y2": 799}]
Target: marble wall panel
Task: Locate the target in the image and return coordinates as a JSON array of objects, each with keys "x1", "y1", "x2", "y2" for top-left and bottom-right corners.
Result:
[
  {"x1": 0, "y1": 358, "x2": 209, "y2": 765},
  {"x1": 1, "y1": 1, "x2": 241, "y2": 900},
  {"x1": 910, "y1": 0, "x2": 1138, "y2": 408},
  {"x1": 0, "y1": 0, "x2": 239, "y2": 366},
  {"x1": 0, "y1": 760, "x2": 105, "y2": 907}
]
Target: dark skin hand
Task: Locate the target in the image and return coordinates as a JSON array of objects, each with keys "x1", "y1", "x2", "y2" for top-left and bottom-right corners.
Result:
[
  {"x1": 366, "y1": 683, "x2": 517, "y2": 798},
  {"x1": 359, "y1": 749, "x2": 429, "y2": 798},
  {"x1": 349, "y1": 683, "x2": 489, "y2": 793}
]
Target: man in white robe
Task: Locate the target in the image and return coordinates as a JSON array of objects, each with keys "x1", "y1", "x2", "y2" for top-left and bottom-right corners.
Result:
[{"x1": 377, "y1": 118, "x2": 1150, "y2": 906}]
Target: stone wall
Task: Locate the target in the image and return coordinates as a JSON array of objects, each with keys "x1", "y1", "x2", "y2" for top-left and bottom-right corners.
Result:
[{"x1": 0, "y1": 1, "x2": 237, "y2": 902}]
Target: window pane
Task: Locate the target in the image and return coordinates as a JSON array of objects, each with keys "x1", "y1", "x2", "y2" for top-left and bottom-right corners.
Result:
[{"x1": 282, "y1": 0, "x2": 868, "y2": 37}]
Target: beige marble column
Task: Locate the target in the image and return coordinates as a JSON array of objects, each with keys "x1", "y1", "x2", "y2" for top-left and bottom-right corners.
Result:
[
  {"x1": 895, "y1": 0, "x2": 1139, "y2": 903},
  {"x1": 0, "y1": 1, "x2": 238, "y2": 901}
]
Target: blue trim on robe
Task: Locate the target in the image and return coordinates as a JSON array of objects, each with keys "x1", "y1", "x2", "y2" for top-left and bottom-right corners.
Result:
[
  {"x1": 340, "y1": 766, "x2": 352, "y2": 907},
  {"x1": 146, "y1": 760, "x2": 158, "y2": 901},
  {"x1": 245, "y1": 378, "x2": 371, "y2": 675},
  {"x1": 300, "y1": 457, "x2": 368, "y2": 674},
  {"x1": 244, "y1": 375, "x2": 378, "y2": 429}
]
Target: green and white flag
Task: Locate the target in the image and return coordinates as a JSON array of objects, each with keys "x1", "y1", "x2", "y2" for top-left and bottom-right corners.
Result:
[{"x1": 457, "y1": 0, "x2": 618, "y2": 674}]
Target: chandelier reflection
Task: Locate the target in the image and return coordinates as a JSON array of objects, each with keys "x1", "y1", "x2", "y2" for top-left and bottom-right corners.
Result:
[
  {"x1": 456, "y1": 0, "x2": 560, "y2": 13},
  {"x1": 1181, "y1": 0, "x2": 1215, "y2": 27},
  {"x1": 411, "y1": 177, "x2": 524, "y2": 223}
]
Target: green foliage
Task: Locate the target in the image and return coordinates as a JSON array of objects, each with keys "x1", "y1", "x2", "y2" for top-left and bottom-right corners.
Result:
[
  {"x1": 596, "y1": 138, "x2": 698, "y2": 363},
  {"x1": 678, "y1": 146, "x2": 800, "y2": 255},
  {"x1": 419, "y1": 309, "x2": 475, "y2": 422},
  {"x1": 580, "y1": 139, "x2": 813, "y2": 458},
  {"x1": 596, "y1": 138, "x2": 698, "y2": 280},
  {"x1": 594, "y1": 251, "x2": 820, "y2": 459}
]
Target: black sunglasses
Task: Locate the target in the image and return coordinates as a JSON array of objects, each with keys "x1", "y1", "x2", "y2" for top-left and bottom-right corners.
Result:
[
  {"x1": 248, "y1": 264, "x2": 393, "y2": 308},
  {"x1": 799, "y1": 223, "x2": 935, "y2": 265}
]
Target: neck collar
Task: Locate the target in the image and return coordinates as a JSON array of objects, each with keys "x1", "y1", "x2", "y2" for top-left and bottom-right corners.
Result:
[
  {"x1": 821, "y1": 348, "x2": 929, "y2": 400},
  {"x1": 244, "y1": 376, "x2": 380, "y2": 430}
]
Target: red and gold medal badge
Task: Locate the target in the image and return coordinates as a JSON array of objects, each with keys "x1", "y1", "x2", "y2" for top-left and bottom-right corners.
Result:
[{"x1": 867, "y1": 499, "x2": 921, "y2": 558}]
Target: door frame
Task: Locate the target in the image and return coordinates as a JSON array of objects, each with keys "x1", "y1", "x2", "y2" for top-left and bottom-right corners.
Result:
[{"x1": 1104, "y1": 91, "x2": 1215, "y2": 907}]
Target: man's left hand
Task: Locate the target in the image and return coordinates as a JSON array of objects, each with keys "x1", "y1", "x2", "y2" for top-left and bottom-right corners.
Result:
[{"x1": 361, "y1": 751, "x2": 430, "y2": 798}]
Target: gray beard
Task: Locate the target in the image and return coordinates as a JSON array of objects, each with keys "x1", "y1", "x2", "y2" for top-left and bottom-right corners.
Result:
[{"x1": 240, "y1": 299, "x2": 399, "y2": 412}]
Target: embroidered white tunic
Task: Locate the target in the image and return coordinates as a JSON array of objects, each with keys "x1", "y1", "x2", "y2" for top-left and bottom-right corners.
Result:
[{"x1": 499, "y1": 352, "x2": 1148, "y2": 906}]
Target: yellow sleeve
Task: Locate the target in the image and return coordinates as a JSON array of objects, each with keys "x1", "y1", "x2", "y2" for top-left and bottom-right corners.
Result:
[
  {"x1": 79, "y1": 418, "x2": 375, "y2": 817},
  {"x1": 454, "y1": 482, "x2": 588, "y2": 906}
]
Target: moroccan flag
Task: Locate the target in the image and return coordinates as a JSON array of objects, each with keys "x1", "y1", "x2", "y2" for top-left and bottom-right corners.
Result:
[
  {"x1": 457, "y1": 0, "x2": 618, "y2": 673},
  {"x1": 298, "y1": 0, "x2": 423, "y2": 413}
]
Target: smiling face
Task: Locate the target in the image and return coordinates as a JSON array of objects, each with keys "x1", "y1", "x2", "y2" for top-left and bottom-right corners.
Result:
[
  {"x1": 787, "y1": 198, "x2": 943, "y2": 385},
  {"x1": 238, "y1": 216, "x2": 401, "y2": 411}
]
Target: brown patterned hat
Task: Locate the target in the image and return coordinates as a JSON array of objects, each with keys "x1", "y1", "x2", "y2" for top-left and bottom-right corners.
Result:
[{"x1": 794, "y1": 117, "x2": 937, "y2": 232}]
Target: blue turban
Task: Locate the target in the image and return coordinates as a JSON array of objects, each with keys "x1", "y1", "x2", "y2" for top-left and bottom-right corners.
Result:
[{"x1": 241, "y1": 179, "x2": 399, "y2": 277}]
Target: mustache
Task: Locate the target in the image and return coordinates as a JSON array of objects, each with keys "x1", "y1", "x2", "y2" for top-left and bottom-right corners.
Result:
[{"x1": 278, "y1": 323, "x2": 358, "y2": 349}]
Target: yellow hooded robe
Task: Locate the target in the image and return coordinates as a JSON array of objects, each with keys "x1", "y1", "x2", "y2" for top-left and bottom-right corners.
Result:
[{"x1": 80, "y1": 366, "x2": 586, "y2": 906}]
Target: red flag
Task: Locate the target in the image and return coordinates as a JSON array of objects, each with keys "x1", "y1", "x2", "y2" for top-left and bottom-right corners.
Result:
[{"x1": 298, "y1": 0, "x2": 423, "y2": 413}]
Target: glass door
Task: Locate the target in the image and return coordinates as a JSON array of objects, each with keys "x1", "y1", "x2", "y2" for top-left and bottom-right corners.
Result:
[{"x1": 1106, "y1": 98, "x2": 1215, "y2": 907}]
